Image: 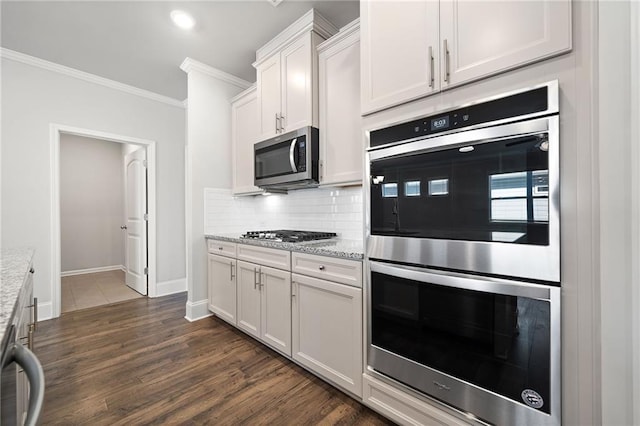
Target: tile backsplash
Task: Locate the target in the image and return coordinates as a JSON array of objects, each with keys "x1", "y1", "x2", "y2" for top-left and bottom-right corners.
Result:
[{"x1": 204, "y1": 187, "x2": 363, "y2": 241}]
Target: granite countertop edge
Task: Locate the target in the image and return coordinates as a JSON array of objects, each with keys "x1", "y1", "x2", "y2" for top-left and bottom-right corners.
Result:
[
  {"x1": 205, "y1": 234, "x2": 364, "y2": 260},
  {"x1": 1, "y1": 247, "x2": 35, "y2": 348}
]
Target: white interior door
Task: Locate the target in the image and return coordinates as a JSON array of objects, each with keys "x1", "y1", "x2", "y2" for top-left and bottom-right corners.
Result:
[{"x1": 124, "y1": 147, "x2": 148, "y2": 295}]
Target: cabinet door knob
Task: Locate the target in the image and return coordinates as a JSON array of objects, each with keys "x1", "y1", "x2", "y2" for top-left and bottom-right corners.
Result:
[{"x1": 318, "y1": 265, "x2": 325, "y2": 271}]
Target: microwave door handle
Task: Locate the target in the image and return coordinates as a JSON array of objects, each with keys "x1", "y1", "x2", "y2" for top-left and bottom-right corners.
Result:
[{"x1": 289, "y1": 138, "x2": 298, "y2": 173}]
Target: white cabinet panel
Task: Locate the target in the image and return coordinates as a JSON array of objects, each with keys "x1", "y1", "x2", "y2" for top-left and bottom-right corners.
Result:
[
  {"x1": 207, "y1": 254, "x2": 237, "y2": 325},
  {"x1": 236, "y1": 260, "x2": 261, "y2": 339},
  {"x1": 292, "y1": 273, "x2": 362, "y2": 397},
  {"x1": 363, "y1": 374, "x2": 473, "y2": 426},
  {"x1": 292, "y1": 252, "x2": 362, "y2": 288},
  {"x1": 281, "y1": 34, "x2": 313, "y2": 133},
  {"x1": 318, "y1": 21, "x2": 362, "y2": 186},
  {"x1": 206, "y1": 239, "x2": 237, "y2": 258},
  {"x1": 237, "y1": 260, "x2": 291, "y2": 357},
  {"x1": 260, "y1": 266, "x2": 292, "y2": 356},
  {"x1": 237, "y1": 244, "x2": 291, "y2": 271},
  {"x1": 360, "y1": 0, "x2": 571, "y2": 113},
  {"x1": 440, "y1": 0, "x2": 571, "y2": 88},
  {"x1": 361, "y1": 0, "x2": 439, "y2": 114},
  {"x1": 232, "y1": 87, "x2": 262, "y2": 195},
  {"x1": 257, "y1": 54, "x2": 282, "y2": 140}
]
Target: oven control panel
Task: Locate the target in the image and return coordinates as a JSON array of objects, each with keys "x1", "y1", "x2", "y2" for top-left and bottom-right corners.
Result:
[{"x1": 370, "y1": 85, "x2": 550, "y2": 149}]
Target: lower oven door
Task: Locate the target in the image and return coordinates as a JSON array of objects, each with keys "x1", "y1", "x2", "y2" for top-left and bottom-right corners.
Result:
[{"x1": 367, "y1": 260, "x2": 561, "y2": 426}]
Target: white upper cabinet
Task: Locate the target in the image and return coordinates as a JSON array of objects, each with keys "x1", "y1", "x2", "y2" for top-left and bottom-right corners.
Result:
[
  {"x1": 360, "y1": 0, "x2": 571, "y2": 114},
  {"x1": 440, "y1": 0, "x2": 572, "y2": 88},
  {"x1": 361, "y1": 1, "x2": 439, "y2": 115},
  {"x1": 280, "y1": 34, "x2": 315, "y2": 134},
  {"x1": 318, "y1": 19, "x2": 363, "y2": 187},
  {"x1": 254, "y1": 10, "x2": 337, "y2": 140},
  {"x1": 231, "y1": 86, "x2": 262, "y2": 196},
  {"x1": 257, "y1": 55, "x2": 282, "y2": 140}
]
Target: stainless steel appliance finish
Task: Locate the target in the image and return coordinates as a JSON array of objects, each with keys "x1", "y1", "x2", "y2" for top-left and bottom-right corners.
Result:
[
  {"x1": 1, "y1": 325, "x2": 45, "y2": 426},
  {"x1": 254, "y1": 126, "x2": 319, "y2": 190},
  {"x1": 367, "y1": 260, "x2": 561, "y2": 426},
  {"x1": 366, "y1": 81, "x2": 560, "y2": 283}
]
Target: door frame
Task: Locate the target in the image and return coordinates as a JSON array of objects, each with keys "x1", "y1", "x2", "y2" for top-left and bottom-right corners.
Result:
[{"x1": 50, "y1": 124, "x2": 157, "y2": 318}]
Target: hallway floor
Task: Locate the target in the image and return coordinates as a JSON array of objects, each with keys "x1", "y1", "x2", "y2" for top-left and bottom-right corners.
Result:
[{"x1": 61, "y1": 269, "x2": 142, "y2": 313}]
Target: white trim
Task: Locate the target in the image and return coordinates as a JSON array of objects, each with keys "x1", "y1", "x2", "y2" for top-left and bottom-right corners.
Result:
[
  {"x1": 230, "y1": 83, "x2": 257, "y2": 104},
  {"x1": 37, "y1": 301, "x2": 53, "y2": 322},
  {"x1": 317, "y1": 18, "x2": 360, "y2": 53},
  {"x1": 253, "y1": 9, "x2": 338, "y2": 66},
  {"x1": 631, "y1": 2, "x2": 640, "y2": 424},
  {"x1": 1, "y1": 48, "x2": 184, "y2": 109},
  {"x1": 179, "y1": 57, "x2": 252, "y2": 90},
  {"x1": 184, "y1": 299, "x2": 211, "y2": 322},
  {"x1": 61, "y1": 265, "x2": 124, "y2": 277},
  {"x1": 155, "y1": 278, "x2": 187, "y2": 297},
  {"x1": 51, "y1": 124, "x2": 158, "y2": 318}
]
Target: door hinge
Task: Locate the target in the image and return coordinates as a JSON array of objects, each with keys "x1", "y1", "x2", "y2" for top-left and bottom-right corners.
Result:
[
  {"x1": 144, "y1": 267, "x2": 148, "y2": 275},
  {"x1": 144, "y1": 213, "x2": 149, "y2": 221}
]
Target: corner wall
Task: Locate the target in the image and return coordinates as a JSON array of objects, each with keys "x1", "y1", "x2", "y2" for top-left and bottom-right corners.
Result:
[{"x1": 182, "y1": 61, "x2": 250, "y2": 320}]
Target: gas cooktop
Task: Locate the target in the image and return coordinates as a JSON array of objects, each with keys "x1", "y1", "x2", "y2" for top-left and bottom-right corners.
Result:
[{"x1": 240, "y1": 230, "x2": 337, "y2": 243}]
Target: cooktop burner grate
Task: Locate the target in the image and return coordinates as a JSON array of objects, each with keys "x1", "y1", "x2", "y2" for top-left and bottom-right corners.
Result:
[{"x1": 241, "y1": 230, "x2": 337, "y2": 243}]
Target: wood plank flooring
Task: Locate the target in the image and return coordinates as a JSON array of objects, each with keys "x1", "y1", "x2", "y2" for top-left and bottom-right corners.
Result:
[{"x1": 35, "y1": 293, "x2": 393, "y2": 425}]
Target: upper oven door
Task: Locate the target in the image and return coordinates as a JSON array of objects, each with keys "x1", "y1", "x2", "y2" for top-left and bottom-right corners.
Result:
[{"x1": 367, "y1": 116, "x2": 559, "y2": 282}]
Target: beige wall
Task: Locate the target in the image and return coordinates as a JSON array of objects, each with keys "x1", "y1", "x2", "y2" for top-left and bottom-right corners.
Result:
[{"x1": 60, "y1": 134, "x2": 126, "y2": 273}]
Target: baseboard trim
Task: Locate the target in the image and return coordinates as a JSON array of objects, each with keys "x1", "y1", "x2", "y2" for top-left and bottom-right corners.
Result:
[
  {"x1": 37, "y1": 301, "x2": 53, "y2": 321},
  {"x1": 184, "y1": 299, "x2": 211, "y2": 322},
  {"x1": 61, "y1": 265, "x2": 125, "y2": 277},
  {"x1": 155, "y1": 278, "x2": 187, "y2": 297}
]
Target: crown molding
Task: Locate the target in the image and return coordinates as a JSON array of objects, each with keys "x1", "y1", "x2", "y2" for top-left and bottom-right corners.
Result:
[
  {"x1": 230, "y1": 83, "x2": 257, "y2": 104},
  {"x1": 253, "y1": 9, "x2": 338, "y2": 67},
  {"x1": 317, "y1": 18, "x2": 360, "y2": 53},
  {"x1": 0, "y1": 48, "x2": 184, "y2": 108},
  {"x1": 180, "y1": 57, "x2": 252, "y2": 90}
]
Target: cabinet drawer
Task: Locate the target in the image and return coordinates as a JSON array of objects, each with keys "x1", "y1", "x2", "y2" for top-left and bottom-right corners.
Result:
[
  {"x1": 291, "y1": 252, "x2": 362, "y2": 288},
  {"x1": 207, "y1": 240, "x2": 237, "y2": 258},
  {"x1": 363, "y1": 374, "x2": 473, "y2": 426},
  {"x1": 237, "y1": 244, "x2": 291, "y2": 271}
]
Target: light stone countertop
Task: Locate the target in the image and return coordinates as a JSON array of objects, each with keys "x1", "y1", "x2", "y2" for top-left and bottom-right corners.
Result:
[
  {"x1": 205, "y1": 234, "x2": 364, "y2": 260},
  {"x1": 1, "y1": 248, "x2": 35, "y2": 348}
]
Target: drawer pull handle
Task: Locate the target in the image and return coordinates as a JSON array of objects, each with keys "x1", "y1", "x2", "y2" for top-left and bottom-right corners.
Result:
[{"x1": 318, "y1": 265, "x2": 325, "y2": 271}]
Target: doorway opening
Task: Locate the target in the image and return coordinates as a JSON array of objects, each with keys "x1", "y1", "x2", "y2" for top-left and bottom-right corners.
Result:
[{"x1": 51, "y1": 124, "x2": 157, "y2": 318}]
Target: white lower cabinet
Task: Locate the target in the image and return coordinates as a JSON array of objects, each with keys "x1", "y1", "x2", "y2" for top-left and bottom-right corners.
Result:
[
  {"x1": 207, "y1": 253, "x2": 237, "y2": 325},
  {"x1": 292, "y1": 272, "x2": 363, "y2": 397},
  {"x1": 363, "y1": 374, "x2": 474, "y2": 426},
  {"x1": 237, "y1": 260, "x2": 292, "y2": 357}
]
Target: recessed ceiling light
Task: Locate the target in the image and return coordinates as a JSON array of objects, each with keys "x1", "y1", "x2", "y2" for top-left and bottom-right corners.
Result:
[{"x1": 171, "y1": 10, "x2": 195, "y2": 30}]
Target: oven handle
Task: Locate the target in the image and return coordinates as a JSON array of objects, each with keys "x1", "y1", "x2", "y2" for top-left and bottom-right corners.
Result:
[
  {"x1": 368, "y1": 115, "x2": 554, "y2": 161},
  {"x1": 289, "y1": 138, "x2": 298, "y2": 173},
  {"x1": 2, "y1": 343, "x2": 45, "y2": 426},
  {"x1": 369, "y1": 260, "x2": 553, "y2": 301}
]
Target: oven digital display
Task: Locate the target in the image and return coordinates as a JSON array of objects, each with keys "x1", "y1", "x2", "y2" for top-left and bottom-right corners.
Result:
[{"x1": 430, "y1": 115, "x2": 450, "y2": 131}]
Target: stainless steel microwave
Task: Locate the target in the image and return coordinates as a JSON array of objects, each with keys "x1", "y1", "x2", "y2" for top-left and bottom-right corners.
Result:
[{"x1": 254, "y1": 126, "x2": 319, "y2": 191}]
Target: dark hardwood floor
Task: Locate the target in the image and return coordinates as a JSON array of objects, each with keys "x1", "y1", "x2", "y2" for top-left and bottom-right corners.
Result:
[{"x1": 35, "y1": 293, "x2": 392, "y2": 425}]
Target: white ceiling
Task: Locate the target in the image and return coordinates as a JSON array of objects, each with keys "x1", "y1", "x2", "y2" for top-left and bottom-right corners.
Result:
[{"x1": 1, "y1": 1, "x2": 359, "y2": 101}]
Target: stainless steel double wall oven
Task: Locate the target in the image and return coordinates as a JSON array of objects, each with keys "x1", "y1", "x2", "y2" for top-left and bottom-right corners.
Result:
[{"x1": 365, "y1": 81, "x2": 561, "y2": 426}]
